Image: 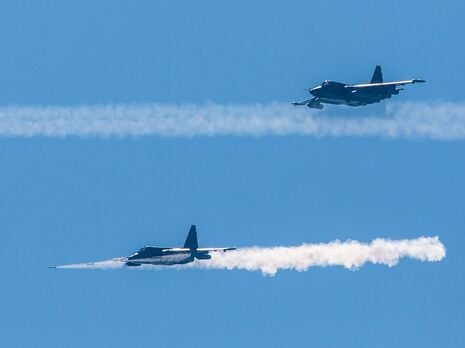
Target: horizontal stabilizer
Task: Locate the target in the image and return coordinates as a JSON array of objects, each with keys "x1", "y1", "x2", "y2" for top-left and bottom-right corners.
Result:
[{"x1": 197, "y1": 247, "x2": 237, "y2": 252}]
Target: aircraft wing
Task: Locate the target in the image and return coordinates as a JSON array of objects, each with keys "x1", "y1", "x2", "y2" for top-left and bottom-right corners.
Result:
[
  {"x1": 197, "y1": 247, "x2": 237, "y2": 252},
  {"x1": 347, "y1": 79, "x2": 425, "y2": 89}
]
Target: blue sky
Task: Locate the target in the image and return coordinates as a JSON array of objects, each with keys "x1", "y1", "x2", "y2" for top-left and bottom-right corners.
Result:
[{"x1": 0, "y1": 1, "x2": 464, "y2": 347}]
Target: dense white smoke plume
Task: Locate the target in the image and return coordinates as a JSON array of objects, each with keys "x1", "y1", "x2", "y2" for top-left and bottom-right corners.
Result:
[
  {"x1": 55, "y1": 236, "x2": 446, "y2": 276},
  {"x1": 1, "y1": 102, "x2": 465, "y2": 139}
]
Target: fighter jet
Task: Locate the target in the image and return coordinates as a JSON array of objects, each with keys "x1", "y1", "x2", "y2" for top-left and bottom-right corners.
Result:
[
  {"x1": 292, "y1": 65, "x2": 425, "y2": 109},
  {"x1": 49, "y1": 225, "x2": 236, "y2": 269},
  {"x1": 124, "y1": 225, "x2": 235, "y2": 266},
  {"x1": 49, "y1": 225, "x2": 235, "y2": 268}
]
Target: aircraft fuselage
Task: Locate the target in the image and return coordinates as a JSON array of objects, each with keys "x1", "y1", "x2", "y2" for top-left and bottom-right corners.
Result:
[
  {"x1": 126, "y1": 247, "x2": 211, "y2": 266},
  {"x1": 309, "y1": 80, "x2": 397, "y2": 107}
]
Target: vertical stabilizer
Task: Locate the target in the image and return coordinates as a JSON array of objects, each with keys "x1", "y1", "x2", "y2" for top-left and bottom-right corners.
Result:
[
  {"x1": 184, "y1": 225, "x2": 198, "y2": 249},
  {"x1": 370, "y1": 65, "x2": 383, "y2": 84}
]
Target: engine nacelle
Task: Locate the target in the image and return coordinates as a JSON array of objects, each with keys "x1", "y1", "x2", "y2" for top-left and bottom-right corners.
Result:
[
  {"x1": 307, "y1": 101, "x2": 324, "y2": 109},
  {"x1": 195, "y1": 253, "x2": 212, "y2": 260}
]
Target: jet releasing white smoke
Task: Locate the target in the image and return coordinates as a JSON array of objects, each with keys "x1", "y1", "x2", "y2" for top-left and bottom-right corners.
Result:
[
  {"x1": 54, "y1": 236, "x2": 446, "y2": 276},
  {"x1": 1, "y1": 101, "x2": 465, "y2": 139}
]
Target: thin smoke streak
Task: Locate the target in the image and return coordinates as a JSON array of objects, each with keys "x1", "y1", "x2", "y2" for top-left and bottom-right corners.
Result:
[
  {"x1": 55, "y1": 236, "x2": 446, "y2": 276},
  {"x1": 1, "y1": 102, "x2": 465, "y2": 139}
]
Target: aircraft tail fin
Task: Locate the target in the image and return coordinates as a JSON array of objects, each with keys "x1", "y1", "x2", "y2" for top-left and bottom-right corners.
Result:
[
  {"x1": 370, "y1": 65, "x2": 383, "y2": 84},
  {"x1": 184, "y1": 225, "x2": 198, "y2": 249}
]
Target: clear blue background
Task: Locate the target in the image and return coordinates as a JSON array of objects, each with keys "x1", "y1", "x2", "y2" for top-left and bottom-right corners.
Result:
[{"x1": 0, "y1": 1, "x2": 464, "y2": 347}]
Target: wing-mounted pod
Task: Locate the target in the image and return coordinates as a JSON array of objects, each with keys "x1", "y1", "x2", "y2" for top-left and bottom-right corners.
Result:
[
  {"x1": 306, "y1": 98, "x2": 324, "y2": 109},
  {"x1": 194, "y1": 252, "x2": 212, "y2": 260},
  {"x1": 292, "y1": 97, "x2": 324, "y2": 109}
]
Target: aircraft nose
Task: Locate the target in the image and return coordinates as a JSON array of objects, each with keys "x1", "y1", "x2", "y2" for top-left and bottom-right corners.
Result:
[{"x1": 309, "y1": 86, "x2": 322, "y2": 96}]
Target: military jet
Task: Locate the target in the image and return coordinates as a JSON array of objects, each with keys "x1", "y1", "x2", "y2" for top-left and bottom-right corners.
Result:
[
  {"x1": 50, "y1": 225, "x2": 236, "y2": 269},
  {"x1": 125, "y1": 225, "x2": 235, "y2": 266},
  {"x1": 292, "y1": 65, "x2": 425, "y2": 109}
]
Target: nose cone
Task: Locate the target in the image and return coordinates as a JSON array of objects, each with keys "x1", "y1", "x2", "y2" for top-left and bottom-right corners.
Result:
[{"x1": 309, "y1": 86, "x2": 322, "y2": 96}]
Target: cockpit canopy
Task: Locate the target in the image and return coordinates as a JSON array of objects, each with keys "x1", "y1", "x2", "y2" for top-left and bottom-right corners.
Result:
[
  {"x1": 129, "y1": 246, "x2": 152, "y2": 255},
  {"x1": 321, "y1": 80, "x2": 331, "y2": 87},
  {"x1": 129, "y1": 246, "x2": 146, "y2": 256},
  {"x1": 128, "y1": 246, "x2": 165, "y2": 259}
]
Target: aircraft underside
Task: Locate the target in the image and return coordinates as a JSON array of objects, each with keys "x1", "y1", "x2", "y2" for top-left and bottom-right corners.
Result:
[
  {"x1": 320, "y1": 94, "x2": 392, "y2": 107},
  {"x1": 126, "y1": 253, "x2": 195, "y2": 266},
  {"x1": 319, "y1": 97, "x2": 368, "y2": 107}
]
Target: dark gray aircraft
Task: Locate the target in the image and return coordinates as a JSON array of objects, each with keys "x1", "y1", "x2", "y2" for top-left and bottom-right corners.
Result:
[
  {"x1": 49, "y1": 225, "x2": 236, "y2": 268},
  {"x1": 125, "y1": 225, "x2": 235, "y2": 266},
  {"x1": 292, "y1": 65, "x2": 425, "y2": 109}
]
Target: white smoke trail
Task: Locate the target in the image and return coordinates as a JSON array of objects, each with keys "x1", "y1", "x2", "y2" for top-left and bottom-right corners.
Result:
[
  {"x1": 1, "y1": 101, "x2": 465, "y2": 139},
  {"x1": 53, "y1": 236, "x2": 446, "y2": 276}
]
